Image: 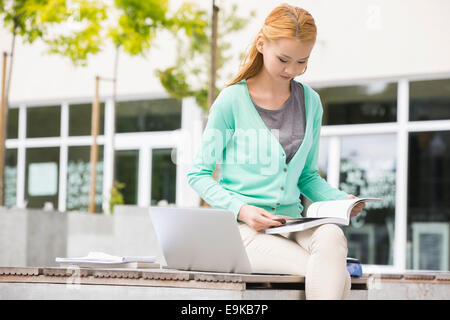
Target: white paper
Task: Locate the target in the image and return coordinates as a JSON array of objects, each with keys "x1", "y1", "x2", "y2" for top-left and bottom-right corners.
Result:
[
  {"x1": 28, "y1": 162, "x2": 58, "y2": 196},
  {"x1": 56, "y1": 251, "x2": 157, "y2": 264}
]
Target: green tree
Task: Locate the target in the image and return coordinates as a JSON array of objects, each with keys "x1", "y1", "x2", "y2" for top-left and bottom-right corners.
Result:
[
  {"x1": 0, "y1": 0, "x2": 107, "y2": 206},
  {"x1": 42, "y1": 0, "x2": 108, "y2": 66},
  {"x1": 35, "y1": 1, "x2": 207, "y2": 213},
  {"x1": 156, "y1": 3, "x2": 256, "y2": 112},
  {"x1": 109, "y1": 180, "x2": 124, "y2": 214},
  {"x1": 108, "y1": 0, "x2": 169, "y2": 101},
  {"x1": 104, "y1": 1, "x2": 208, "y2": 213},
  {"x1": 107, "y1": 0, "x2": 208, "y2": 100}
]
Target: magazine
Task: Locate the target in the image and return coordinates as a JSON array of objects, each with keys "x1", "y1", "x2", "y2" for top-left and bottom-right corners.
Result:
[{"x1": 265, "y1": 197, "x2": 382, "y2": 234}]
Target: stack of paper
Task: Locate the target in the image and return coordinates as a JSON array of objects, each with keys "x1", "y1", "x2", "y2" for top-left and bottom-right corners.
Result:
[{"x1": 55, "y1": 252, "x2": 159, "y2": 269}]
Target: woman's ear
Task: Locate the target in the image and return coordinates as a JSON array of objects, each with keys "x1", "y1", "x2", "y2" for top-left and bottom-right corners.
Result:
[{"x1": 255, "y1": 33, "x2": 264, "y2": 54}]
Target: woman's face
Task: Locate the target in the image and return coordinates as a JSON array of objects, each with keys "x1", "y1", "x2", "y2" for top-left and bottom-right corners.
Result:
[{"x1": 256, "y1": 36, "x2": 314, "y2": 83}]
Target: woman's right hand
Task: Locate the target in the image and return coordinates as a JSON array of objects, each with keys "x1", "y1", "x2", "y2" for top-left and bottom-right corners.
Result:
[{"x1": 238, "y1": 204, "x2": 283, "y2": 232}]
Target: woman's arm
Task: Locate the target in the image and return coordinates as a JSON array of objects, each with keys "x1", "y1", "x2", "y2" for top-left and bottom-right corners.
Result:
[
  {"x1": 187, "y1": 89, "x2": 246, "y2": 219},
  {"x1": 297, "y1": 103, "x2": 349, "y2": 202}
]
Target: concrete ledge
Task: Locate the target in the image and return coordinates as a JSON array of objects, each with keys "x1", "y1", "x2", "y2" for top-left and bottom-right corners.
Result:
[
  {"x1": 0, "y1": 282, "x2": 371, "y2": 300},
  {"x1": 0, "y1": 208, "x2": 67, "y2": 267},
  {"x1": 364, "y1": 271, "x2": 450, "y2": 299},
  {"x1": 1, "y1": 206, "x2": 448, "y2": 300},
  {"x1": 2, "y1": 267, "x2": 449, "y2": 299},
  {"x1": 0, "y1": 267, "x2": 369, "y2": 300},
  {"x1": 0, "y1": 205, "x2": 164, "y2": 267}
]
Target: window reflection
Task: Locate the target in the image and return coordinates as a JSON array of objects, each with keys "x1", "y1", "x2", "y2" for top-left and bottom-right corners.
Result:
[
  {"x1": 339, "y1": 134, "x2": 396, "y2": 265},
  {"x1": 69, "y1": 103, "x2": 105, "y2": 136},
  {"x1": 301, "y1": 137, "x2": 330, "y2": 210},
  {"x1": 408, "y1": 131, "x2": 450, "y2": 271},
  {"x1": 5, "y1": 149, "x2": 17, "y2": 207},
  {"x1": 67, "y1": 146, "x2": 103, "y2": 213},
  {"x1": 115, "y1": 150, "x2": 139, "y2": 204},
  {"x1": 314, "y1": 82, "x2": 397, "y2": 125},
  {"x1": 25, "y1": 147, "x2": 59, "y2": 209},
  {"x1": 318, "y1": 137, "x2": 329, "y2": 180},
  {"x1": 410, "y1": 79, "x2": 450, "y2": 121},
  {"x1": 116, "y1": 98, "x2": 181, "y2": 133},
  {"x1": 151, "y1": 148, "x2": 177, "y2": 205},
  {"x1": 7, "y1": 108, "x2": 19, "y2": 139},
  {"x1": 27, "y1": 106, "x2": 60, "y2": 138}
]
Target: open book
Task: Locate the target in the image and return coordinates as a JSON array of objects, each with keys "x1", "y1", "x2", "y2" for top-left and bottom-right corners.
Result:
[
  {"x1": 265, "y1": 197, "x2": 382, "y2": 234},
  {"x1": 55, "y1": 252, "x2": 160, "y2": 269}
]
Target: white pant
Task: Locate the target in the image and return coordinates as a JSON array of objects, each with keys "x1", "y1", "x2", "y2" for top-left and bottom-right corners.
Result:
[{"x1": 238, "y1": 222, "x2": 351, "y2": 300}]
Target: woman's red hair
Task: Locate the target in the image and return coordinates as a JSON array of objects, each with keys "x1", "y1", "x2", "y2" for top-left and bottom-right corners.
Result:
[{"x1": 226, "y1": 3, "x2": 317, "y2": 87}]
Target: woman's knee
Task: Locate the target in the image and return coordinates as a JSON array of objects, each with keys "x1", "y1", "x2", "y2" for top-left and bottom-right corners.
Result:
[{"x1": 310, "y1": 224, "x2": 348, "y2": 256}]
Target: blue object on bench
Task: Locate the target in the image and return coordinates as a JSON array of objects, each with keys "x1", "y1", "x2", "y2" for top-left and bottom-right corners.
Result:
[{"x1": 346, "y1": 257, "x2": 362, "y2": 278}]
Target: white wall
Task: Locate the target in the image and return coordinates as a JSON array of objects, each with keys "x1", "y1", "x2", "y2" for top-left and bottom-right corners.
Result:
[
  {"x1": 1, "y1": 0, "x2": 449, "y2": 104},
  {"x1": 229, "y1": 0, "x2": 450, "y2": 84}
]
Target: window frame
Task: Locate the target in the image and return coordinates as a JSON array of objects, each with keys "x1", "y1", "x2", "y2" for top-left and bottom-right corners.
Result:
[{"x1": 315, "y1": 73, "x2": 450, "y2": 273}]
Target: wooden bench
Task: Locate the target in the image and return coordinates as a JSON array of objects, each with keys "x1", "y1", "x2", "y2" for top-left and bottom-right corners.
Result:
[{"x1": 0, "y1": 266, "x2": 369, "y2": 300}]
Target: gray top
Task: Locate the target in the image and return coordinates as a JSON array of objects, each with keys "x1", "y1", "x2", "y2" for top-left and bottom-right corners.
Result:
[{"x1": 251, "y1": 80, "x2": 306, "y2": 164}]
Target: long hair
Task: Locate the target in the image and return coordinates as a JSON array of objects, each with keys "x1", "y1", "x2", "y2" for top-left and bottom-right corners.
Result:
[{"x1": 226, "y1": 3, "x2": 317, "y2": 87}]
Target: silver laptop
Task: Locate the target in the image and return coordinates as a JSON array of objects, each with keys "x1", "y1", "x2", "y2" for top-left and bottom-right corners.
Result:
[{"x1": 149, "y1": 206, "x2": 253, "y2": 274}]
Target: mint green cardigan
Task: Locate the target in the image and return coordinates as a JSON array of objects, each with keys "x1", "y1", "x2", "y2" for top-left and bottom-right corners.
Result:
[{"x1": 187, "y1": 79, "x2": 348, "y2": 220}]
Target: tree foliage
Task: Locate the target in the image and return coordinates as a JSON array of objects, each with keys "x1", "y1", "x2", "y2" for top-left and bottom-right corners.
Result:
[
  {"x1": 108, "y1": 0, "x2": 170, "y2": 55},
  {"x1": 155, "y1": 3, "x2": 255, "y2": 112},
  {"x1": 0, "y1": 0, "x2": 110, "y2": 65},
  {"x1": 0, "y1": 1, "x2": 250, "y2": 107},
  {"x1": 0, "y1": 0, "x2": 47, "y2": 42},
  {"x1": 44, "y1": 0, "x2": 108, "y2": 65}
]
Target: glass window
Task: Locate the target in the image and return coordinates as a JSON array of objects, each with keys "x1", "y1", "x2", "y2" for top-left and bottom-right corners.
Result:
[
  {"x1": 301, "y1": 138, "x2": 329, "y2": 206},
  {"x1": 7, "y1": 108, "x2": 19, "y2": 139},
  {"x1": 314, "y1": 82, "x2": 397, "y2": 125},
  {"x1": 151, "y1": 148, "x2": 177, "y2": 205},
  {"x1": 27, "y1": 106, "x2": 61, "y2": 138},
  {"x1": 66, "y1": 146, "x2": 103, "y2": 213},
  {"x1": 410, "y1": 79, "x2": 450, "y2": 121},
  {"x1": 25, "y1": 147, "x2": 59, "y2": 209},
  {"x1": 318, "y1": 137, "x2": 330, "y2": 180},
  {"x1": 339, "y1": 134, "x2": 396, "y2": 265},
  {"x1": 407, "y1": 131, "x2": 450, "y2": 271},
  {"x1": 115, "y1": 150, "x2": 139, "y2": 204},
  {"x1": 69, "y1": 103, "x2": 105, "y2": 136},
  {"x1": 116, "y1": 98, "x2": 181, "y2": 133},
  {"x1": 5, "y1": 148, "x2": 17, "y2": 207}
]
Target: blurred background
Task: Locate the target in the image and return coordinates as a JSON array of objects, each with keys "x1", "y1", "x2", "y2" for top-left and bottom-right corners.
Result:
[{"x1": 0, "y1": 0, "x2": 449, "y2": 274}]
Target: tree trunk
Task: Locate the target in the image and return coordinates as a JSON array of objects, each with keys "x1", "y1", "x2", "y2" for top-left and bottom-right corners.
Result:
[
  {"x1": 201, "y1": 1, "x2": 219, "y2": 208},
  {"x1": 89, "y1": 76, "x2": 100, "y2": 213},
  {"x1": 106, "y1": 45, "x2": 120, "y2": 214},
  {"x1": 0, "y1": 30, "x2": 16, "y2": 206}
]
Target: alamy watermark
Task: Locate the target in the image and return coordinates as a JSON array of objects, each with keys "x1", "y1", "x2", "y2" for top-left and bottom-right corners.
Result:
[
  {"x1": 172, "y1": 122, "x2": 285, "y2": 176},
  {"x1": 65, "y1": 265, "x2": 81, "y2": 290}
]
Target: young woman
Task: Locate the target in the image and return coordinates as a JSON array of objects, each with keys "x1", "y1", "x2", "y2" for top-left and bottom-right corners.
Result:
[{"x1": 187, "y1": 3, "x2": 365, "y2": 300}]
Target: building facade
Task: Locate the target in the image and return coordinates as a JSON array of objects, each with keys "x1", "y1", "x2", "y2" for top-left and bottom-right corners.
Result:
[
  {"x1": 1, "y1": 0, "x2": 449, "y2": 273},
  {"x1": 311, "y1": 75, "x2": 450, "y2": 273},
  {"x1": 5, "y1": 94, "x2": 202, "y2": 213}
]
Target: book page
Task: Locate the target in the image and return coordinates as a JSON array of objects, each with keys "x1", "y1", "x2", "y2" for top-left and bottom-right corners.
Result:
[
  {"x1": 265, "y1": 217, "x2": 348, "y2": 234},
  {"x1": 306, "y1": 200, "x2": 355, "y2": 219},
  {"x1": 306, "y1": 198, "x2": 382, "y2": 220}
]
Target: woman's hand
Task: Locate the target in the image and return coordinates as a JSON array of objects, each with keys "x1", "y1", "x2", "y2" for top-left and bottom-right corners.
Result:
[
  {"x1": 238, "y1": 204, "x2": 283, "y2": 232},
  {"x1": 346, "y1": 194, "x2": 366, "y2": 218}
]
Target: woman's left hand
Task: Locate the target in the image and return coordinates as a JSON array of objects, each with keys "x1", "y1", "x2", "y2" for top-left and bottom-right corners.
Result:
[{"x1": 346, "y1": 194, "x2": 365, "y2": 218}]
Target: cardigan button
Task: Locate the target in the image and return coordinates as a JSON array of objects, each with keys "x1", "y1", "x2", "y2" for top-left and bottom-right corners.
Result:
[
  {"x1": 276, "y1": 203, "x2": 280, "y2": 206},
  {"x1": 271, "y1": 207, "x2": 275, "y2": 211},
  {"x1": 283, "y1": 168, "x2": 287, "y2": 172},
  {"x1": 280, "y1": 187, "x2": 284, "y2": 191}
]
